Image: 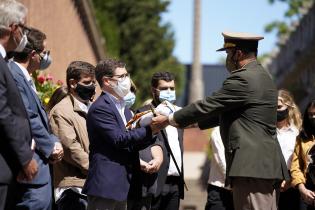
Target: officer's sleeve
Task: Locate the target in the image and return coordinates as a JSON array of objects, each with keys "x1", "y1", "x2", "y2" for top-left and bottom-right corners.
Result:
[{"x1": 174, "y1": 74, "x2": 249, "y2": 128}]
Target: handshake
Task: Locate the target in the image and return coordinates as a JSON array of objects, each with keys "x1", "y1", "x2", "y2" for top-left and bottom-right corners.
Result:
[{"x1": 126, "y1": 101, "x2": 178, "y2": 134}]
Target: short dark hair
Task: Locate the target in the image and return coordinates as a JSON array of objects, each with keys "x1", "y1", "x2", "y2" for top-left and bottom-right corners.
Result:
[
  {"x1": 151, "y1": 71, "x2": 175, "y2": 88},
  {"x1": 300, "y1": 100, "x2": 315, "y2": 140},
  {"x1": 12, "y1": 27, "x2": 46, "y2": 61},
  {"x1": 66, "y1": 61, "x2": 95, "y2": 89},
  {"x1": 95, "y1": 58, "x2": 126, "y2": 87}
]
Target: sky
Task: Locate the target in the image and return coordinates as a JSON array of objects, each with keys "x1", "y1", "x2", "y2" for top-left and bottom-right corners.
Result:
[{"x1": 161, "y1": 0, "x2": 289, "y2": 64}]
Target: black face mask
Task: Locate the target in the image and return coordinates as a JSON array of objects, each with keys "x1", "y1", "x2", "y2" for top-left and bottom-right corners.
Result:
[
  {"x1": 75, "y1": 83, "x2": 95, "y2": 101},
  {"x1": 309, "y1": 118, "x2": 315, "y2": 129},
  {"x1": 277, "y1": 109, "x2": 288, "y2": 122}
]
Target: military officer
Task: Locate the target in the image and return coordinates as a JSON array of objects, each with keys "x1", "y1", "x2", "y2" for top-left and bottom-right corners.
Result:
[{"x1": 152, "y1": 31, "x2": 289, "y2": 210}]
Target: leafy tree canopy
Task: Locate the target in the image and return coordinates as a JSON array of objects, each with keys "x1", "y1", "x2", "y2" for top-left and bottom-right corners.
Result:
[
  {"x1": 265, "y1": 0, "x2": 313, "y2": 37},
  {"x1": 92, "y1": 0, "x2": 185, "y2": 107}
]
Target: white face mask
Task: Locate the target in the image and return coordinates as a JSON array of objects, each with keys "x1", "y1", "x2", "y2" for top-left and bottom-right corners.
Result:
[
  {"x1": 111, "y1": 76, "x2": 131, "y2": 98},
  {"x1": 14, "y1": 30, "x2": 28, "y2": 52}
]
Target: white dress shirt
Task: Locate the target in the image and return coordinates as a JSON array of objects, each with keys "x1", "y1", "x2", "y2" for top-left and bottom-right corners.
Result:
[
  {"x1": 106, "y1": 91, "x2": 127, "y2": 125},
  {"x1": 208, "y1": 127, "x2": 227, "y2": 188},
  {"x1": 277, "y1": 124, "x2": 299, "y2": 169},
  {"x1": 0, "y1": 44, "x2": 6, "y2": 58},
  {"x1": 166, "y1": 105, "x2": 182, "y2": 176}
]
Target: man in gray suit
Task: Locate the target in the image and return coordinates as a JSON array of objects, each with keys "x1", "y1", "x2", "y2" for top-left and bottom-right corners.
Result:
[{"x1": 153, "y1": 32, "x2": 289, "y2": 210}]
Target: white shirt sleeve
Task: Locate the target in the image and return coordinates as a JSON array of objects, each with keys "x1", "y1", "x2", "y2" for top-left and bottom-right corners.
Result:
[{"x1": 210, "y1": 127, "x2": 226, "y2": 175}]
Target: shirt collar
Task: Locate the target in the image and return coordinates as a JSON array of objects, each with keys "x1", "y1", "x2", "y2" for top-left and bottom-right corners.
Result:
[
  {"x1": 104, "y1": 91, "x2": 125, "y2": 107},
  {"x1": 72, "y1": 94, "x2": 90, "y2": 113},
  {"x1": 0, "y1": 44, "x2": 6, "y2": 58},
  {"x1": 14, "y1": 61, "x2": 32, "y2": 82}
]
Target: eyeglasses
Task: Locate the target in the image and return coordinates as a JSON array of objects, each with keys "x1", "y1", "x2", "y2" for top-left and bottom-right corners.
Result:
[
  {"x1": 18, "y1": 23, "x2": 31, "y2": 35},
  {"x1": 37, "y1": 50, "x2": 50, "y2": 60},
  {"x1": 111, "y1": 73, "x2": 130, "y2": 81}
]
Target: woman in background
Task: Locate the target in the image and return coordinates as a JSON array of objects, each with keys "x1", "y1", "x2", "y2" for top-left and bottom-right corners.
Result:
[
  {"x1": 291, "y1": 100, "x2": 315, "y2": 210},
  {"x1": 276, "y1": 89, "x2": 302, "y2": 210}
]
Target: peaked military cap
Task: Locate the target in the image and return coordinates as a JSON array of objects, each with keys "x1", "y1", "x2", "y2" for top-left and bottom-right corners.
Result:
[{"x1": 216, "y1": 31, "x2": 264, "y2": 51}]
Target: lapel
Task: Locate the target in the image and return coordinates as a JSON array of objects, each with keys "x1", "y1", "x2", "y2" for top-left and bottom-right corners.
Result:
[
  {"x1": 102, "y1": 92, "x2": 127, "y2": 131},
  {"x1": 11, "y1": 62, "x2": 49, "y2": 127}
]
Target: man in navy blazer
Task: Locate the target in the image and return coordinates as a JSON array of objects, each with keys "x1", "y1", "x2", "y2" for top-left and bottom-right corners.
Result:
[
  {"x1": 0, "y1": 1, "x2": 38, "y2": 210},
  {"x1": 9, "y1": 28, "x2": 63, "y2": 210},
  {"x1": 83, "y1": 58, "x2": 162, "y2": 210}
]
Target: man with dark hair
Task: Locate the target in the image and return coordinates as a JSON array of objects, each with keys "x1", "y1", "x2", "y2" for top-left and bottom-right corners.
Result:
[
  {"x1": 0, "y1": 1, "x2": 38, "y2": 209},
  {"x1": 50, "y1": 61, "x2": 96, "y2": 210},
  {"x1": 9, "y1": 27, "x2": 63, "y2": 210},
  {"x1": 153, "y1": 32, "x2": 289, "y2": 210},
  {"x1": 83, "y1": 58, "x2": 162, "y2": 210},
  {"x1": 129, "y1": 71, "x2": 184, "y2": 210}
]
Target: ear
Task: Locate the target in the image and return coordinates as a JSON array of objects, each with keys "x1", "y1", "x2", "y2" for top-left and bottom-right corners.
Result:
[
  {"x1": 30, "y1": 50, "x2": 37, "y2": 59},
  {"x1": 102, "y1": 76, "x2": 111, "y2": 86},
  {"x1": 69, "y1": 79, "x2": 77, "y2": 89}
]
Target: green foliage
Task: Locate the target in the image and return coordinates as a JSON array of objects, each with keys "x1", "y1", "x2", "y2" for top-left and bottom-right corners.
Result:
[
  {"x1": 92, "y1": 0, "x2": 185, "y2": 107},
  {"x1": 265, "y1": 0, "x2": 313, "y2": 37}
]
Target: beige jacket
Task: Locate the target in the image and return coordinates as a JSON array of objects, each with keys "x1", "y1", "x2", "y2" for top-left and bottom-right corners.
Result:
[
  {"x1": 49, "y1": 95, "x2": 89, "y2": 188},
  {"x1": 290, "y1": 135, "x2": 315, "y2": 187}
]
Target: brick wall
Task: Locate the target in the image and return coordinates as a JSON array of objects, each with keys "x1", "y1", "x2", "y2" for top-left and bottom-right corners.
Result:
[{"x1": 20, "y1": 0, "x2": 99, "y2": 84}]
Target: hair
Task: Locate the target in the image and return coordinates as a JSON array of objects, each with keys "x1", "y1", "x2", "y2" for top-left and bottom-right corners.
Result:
[
  {"x1": 151, "y1": 71, "x2": 175, "y2": 88},
  {"x1": 130, "y1": 79, "x2": 137, "y2": 94},
  {"x1": 278, "y1": 89, "x2": 302, "y2": 130},
  {"x1": 300, "y1": 100, "x2": 315, "y2": 140},
  {"x1": 66, "y1": 61, "x2": 95, "y2": 90},
  {"x1": 0, "y1": 0, "x2": 27, "y2": 32},
  {"x1": 95, "y1": 58, "x2": 126, "y2": 88},
  {"x1": 46, "y1": 86, "x2": 68, "y2": 112},
  {"x1": 12, "y1": 27, "x2": 46, "y2": 61}
]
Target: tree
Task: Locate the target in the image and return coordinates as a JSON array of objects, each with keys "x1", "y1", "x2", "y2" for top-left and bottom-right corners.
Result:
[
  {"x1": 265, "y1": 0, "x2": 313, "y2": 37},
  {"x1": 92, "y1": 0, "x2": 185, "y2": 107}
]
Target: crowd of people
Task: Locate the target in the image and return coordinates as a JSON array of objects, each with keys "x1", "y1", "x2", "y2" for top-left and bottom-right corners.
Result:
[{"x1": 1, "y1": 1, "x2": 315, "y2": 210}]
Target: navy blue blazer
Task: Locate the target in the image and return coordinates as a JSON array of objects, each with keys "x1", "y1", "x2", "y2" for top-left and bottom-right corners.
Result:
[
  {"x1": 9, "y1": 61, "x2": 57, "y2": 185},
  {"x1": 0, "y1": 55, "x2": 33, "y2": 184},
  {"x1": 83, "y1": 92, "x2": 155, "y2": 201}
]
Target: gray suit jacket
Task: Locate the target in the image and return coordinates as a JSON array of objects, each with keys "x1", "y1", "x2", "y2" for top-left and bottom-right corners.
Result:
[{"x1": 174, "y1": 61, "x2": 289, "y2": 182}]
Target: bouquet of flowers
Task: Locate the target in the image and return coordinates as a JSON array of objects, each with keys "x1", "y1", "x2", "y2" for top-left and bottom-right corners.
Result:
[{"x1": 32, "y1": 70, "x2": 63, "y2": 106}]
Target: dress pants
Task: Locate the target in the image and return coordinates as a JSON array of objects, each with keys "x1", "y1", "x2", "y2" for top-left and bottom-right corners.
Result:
[
  {"x1": 15, "y1": 180, "x2": 52, "y2": 210},
  {"x1": 232, "y1": 177, "x2": 278, "y2": 210},
  {"x1": 0, "y1": 184, "x2": 8, "y2": 210},
  {"x1": 87, "y1": 196, "x2": 127, "y2": 210},
  {"x1": 127, "y1": 196, "x2": 152, "y2": 210},
  {"x1": 205, "y1": 184, "x2": 234, "y2": 210},
  {"x1": 151, "y1": 176, "x2": 180, "y2": 210}
]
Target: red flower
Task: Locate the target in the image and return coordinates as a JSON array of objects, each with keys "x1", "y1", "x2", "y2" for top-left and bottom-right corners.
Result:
[
  {"x1": 46, "y1": 74, "x2": 53, "y2": 81},
  {"x1": 37, "y1": 75, "x2": 45, "y2": 84},
  {"x1": 56, "y1": 80, "x2": 63, "y2": 86}
]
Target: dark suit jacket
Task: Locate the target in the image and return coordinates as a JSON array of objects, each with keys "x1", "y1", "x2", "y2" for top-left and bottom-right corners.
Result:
[
  {"x1": 174, "y1": 61, "x2": 289, "y2": 182},
  {"x1": 82, "y1": 92, "x2": 155, "y2": 201},
  {"x1": 0, "y1": 55, "x2": 33, "y2": 184},
  {"x1": 9, "y1": 61, "x2": 57, "y2": 185},
  {"x1": 129, "y1": 103, "x2": 184, "y2": 199}
]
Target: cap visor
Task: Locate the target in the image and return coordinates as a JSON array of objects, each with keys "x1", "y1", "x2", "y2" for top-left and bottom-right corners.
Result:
[{"x1": 216, "y1": 47, "x2": 227, "y2": 52}]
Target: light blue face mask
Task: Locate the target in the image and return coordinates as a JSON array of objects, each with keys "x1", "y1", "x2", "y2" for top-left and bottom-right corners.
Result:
[
  {"x1": 39, "y1": 52, "x2": 52, "y2": 70},
  {"x1": 159, "y1": 90, "x2": 176, "y2": 103},
  {"x1": 124, "y1": 91, "x2": 136, "y2": 108}
]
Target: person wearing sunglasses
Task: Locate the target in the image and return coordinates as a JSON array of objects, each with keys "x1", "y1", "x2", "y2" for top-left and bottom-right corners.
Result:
[{"x1": 9, "y1": 27, "x2": 63, "y2": 210}]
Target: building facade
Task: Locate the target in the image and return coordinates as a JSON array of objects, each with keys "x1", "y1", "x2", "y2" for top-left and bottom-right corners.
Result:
[{"x1": 20, "y1": 0, "x2": 105, "y2": 84}]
